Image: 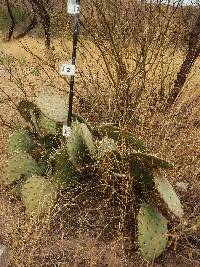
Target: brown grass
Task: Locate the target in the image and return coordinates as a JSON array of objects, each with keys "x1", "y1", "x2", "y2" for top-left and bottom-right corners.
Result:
[{"x1": 0, "y1": 36, "x2": 200, "y2": 266}]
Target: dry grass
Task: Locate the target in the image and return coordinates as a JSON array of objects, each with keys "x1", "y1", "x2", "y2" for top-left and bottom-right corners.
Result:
[{"x1": 0, "y1": 36, "x2": 199, "y2": 266}]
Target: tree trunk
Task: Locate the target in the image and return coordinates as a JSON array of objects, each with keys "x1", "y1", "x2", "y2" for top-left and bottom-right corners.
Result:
[
  {"x1": 4, "y1": 0, "x2": 15, "y2": 41},
  {"x1": 167, "y1": 13, "x2": 200, "y2": 107},
  {"x1": 15, "y1": 16, "x2": 38, "y2": 40},
  {"x1": 28, "y1": 0, "x2": 51, "y2": 49}
]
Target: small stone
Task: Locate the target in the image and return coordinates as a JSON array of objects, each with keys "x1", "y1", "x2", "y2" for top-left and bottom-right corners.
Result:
[
  {"x1": 176, "y1": 182, "x2": 189, "y2": 191},
  {"x1": 0, "y1": 245, "x2": 8, "y2": 267}
]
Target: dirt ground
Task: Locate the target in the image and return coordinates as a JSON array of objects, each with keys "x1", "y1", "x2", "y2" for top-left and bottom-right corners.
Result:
[{"x1": 0, "y1": 37, "x2": 200, "y2": 266}]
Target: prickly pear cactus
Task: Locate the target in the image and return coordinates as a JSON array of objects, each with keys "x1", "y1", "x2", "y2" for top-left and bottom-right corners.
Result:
[
  {"x1": 39, "y1": 149, "x2": 53, "y2": 176},
  {"x1": 1, "y1": 151, "x2": 41, "y2": 186},
  {"x1": 35, "y1": 92, "x2": 68, "y2": 122},
  {"x1": 17, "y1": 99, "x2": 39, "y2": 124},
  {"x1": 129, "y1": 158, "x2": 154, "y2": 185},
  {"x1": 67, "y1": 122, "x2": 95, "y2": 167},
  {"x1": 96, "y1": 125, "x2": 146, "y2": 152},
  {"x1": 137, "y1": 204, "x2": 168, "y2": 261},
  {"x1": 52, "y1": 148, "x2": 80, "y2": 188},
  {"x1": 41, "y1": 135, "x2": 61, "y2": 150},
  {"x1": 97, "y1": 137, "x2": 117, "y2": 159},
  {"x1": 154, "y1": 172, "x2": 183, "y2": 218},
  {"x1": 72, "y1": 113, "x2": 93, "y2": 132},
  {"x1": 128, "y1": 151, "x2": 173, "y2": 186},
  {"x1": 129, "y1": 151, "x2": 174, "y2": 170},
  {"x1": 79, "y1": 123, "x2": 96, "y2": 156},
  {"x1": 39, "y1": 114, "x2": 60, "y2": 136},
  {"x1": 21, "y1": 175, "x2": 57, "y2": 216},
  {"x1": 15, "y1": 180, "x2": 25, "y2": 198},
  {"x1": 2, "y1": 91, "x2": 184, "y2": 261},
  {"x1": 7, "y1": 128, "x2": 34, "y2": 155}
]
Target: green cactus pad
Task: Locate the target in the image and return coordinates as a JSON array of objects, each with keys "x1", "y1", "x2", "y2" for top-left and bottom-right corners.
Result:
[
  {"x1": 35, "y1": 92, "x2": 68, "y2": 122},
  {"x1": 7, "y1": 129, "x2": 34, "y2": 155},
  {"x1": 39, "y1": 114, "x2": 60, "y2": 135},
  {"x1": 1, "y1": 152, "x2": 41, "y2": 186},
  {"x1": 137, "y1": 204, "x2": 168, "y2": 261},
  {"x1": 39, "y1": 149, "x2": 53, "y2": 176},
  {"x1": 67, "y1": 122, "x2": 95, "y2": 167},
  {"x1": 129, "y1": 158, "x2": 154, "y2": 185},
  {"x1": 21, "y1": 175, "x2": 57, "y2": 216},
  {"x1": 129, "y1": 151, "x2": 174, "y2": 170},
  {"x1": 52, "y1": 148, "x2": 80, "y2": 188},
  {"x1": 41, "y1": 135, "x2": 61, "y2": 150},
  {"x1": 154, "y1": 172, "x2": 183, "y2": 218},
  {"x1": 67, "y1": 123, "x2": 86, "y2": 167},
  {"x1": 79, "y1": 123, "x2": 96, "y2": 156},
  {"x1": 96, "y1": 125, "x2": 146, "y2": 152},
  {"x1": 17, "y1": 100, "x2": 39, "y2": 123},
  {"x1": 72, "y1": 113, "x2": 93, "y2": 132},
  {"x1": 15, "y1": 180, "x2": 26, "y2": 199},
  {"x1": 29, "y1": 109, "x2": 43, "y2": 136},
  {"x1": 97, "y1": 137, "x2": 117, "y2": 159},
  {"x1": 128, "y1": 152, "x2": 173, "y2": 186}
]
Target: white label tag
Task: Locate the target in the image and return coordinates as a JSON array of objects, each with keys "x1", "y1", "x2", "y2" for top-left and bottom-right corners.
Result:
[
  {"x1": 60, "y1": 64, "x2": 75, "y2": 76},
  {"x1": 67, "y1": 0, "x2": 80, "y2": 14},
  {"x1": 63, "y1": 125, "x2": 72, "y2": 137}
]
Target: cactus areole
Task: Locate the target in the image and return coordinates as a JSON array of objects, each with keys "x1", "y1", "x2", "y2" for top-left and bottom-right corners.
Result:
[{"x1": 67, "y1": 0, "x2": 81, "y2": 127}]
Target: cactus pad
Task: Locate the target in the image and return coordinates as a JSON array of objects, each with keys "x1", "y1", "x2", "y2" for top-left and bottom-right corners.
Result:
[
  {"x1": 39, "y1": 149, "x2": 53, "y2": 176},
  {"x1": 39, "y1": 114, "x2": 60, "y2": 135},
  {"x1": 79, "y1": 123, "x2": 96, "y2": 156},
  {"x1": 1, "y1": 152, "x2": 41, "y2": 186},
  {"x1": 154, "y1": 172, "x2": 183, "y2": 218},
  {"x1": 15, "y1": 180, "x2": 26, "y2": 199},
  {"x1": 52, "y1": 148, "x2": 80, "y2": 188},
  {"x1": 97, "y1": 137, "x2": 117, "y2": 159},
  {"x1": 21, "y1": 175, "x2": 57, "y2": 216},
  {"x1": 41, "y1": 135, "x2": 61, "y2": 150},
  {"x1": 129, "y1": 151, "x2": 174, "y2": 170},
  {"x1": 72, "y1": 113, "x2": 93, "y2": 132},
  {"x1": 7, "y1": 129, "x2": 34, "y2": 155},
  {"x1": 67, "y1": 122, "x2": 95, "y2": 167},
  {"x1": 129, "y1": 158, "x2": 154, "y2": 185},
  {"x1": 137, "y1": 204, "x2": 168, "y2": 260},
  {"x1": 17, "y1": 100, "x2": 39, "y2": 123},
  {"x1": 35, "y1": 92, "x2": 68, "y2": 122},
  {"x1": 96, "y1": 125, "x2": 146, "y2": 152}
]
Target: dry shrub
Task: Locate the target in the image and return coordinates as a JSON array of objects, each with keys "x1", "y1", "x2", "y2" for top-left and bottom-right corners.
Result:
[{"x1": 0, "y1": 0, "x2": 200, "y2": 266}]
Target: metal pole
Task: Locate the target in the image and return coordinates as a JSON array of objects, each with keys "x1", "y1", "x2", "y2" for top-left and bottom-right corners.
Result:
[{"x1": 67, "y1": 0, "x2": 80, "y2": 127}]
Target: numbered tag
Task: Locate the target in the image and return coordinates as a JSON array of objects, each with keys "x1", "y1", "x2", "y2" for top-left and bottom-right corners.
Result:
[
  {"x1": 60, "y1": 64, "x2": 76, "y2": 76},
  {"x1": 63, "y1": 125, "x2": 71, "y2": 137},
  {"x1": 67, "y1": 0, "x2": 80, "y2": 15}
]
